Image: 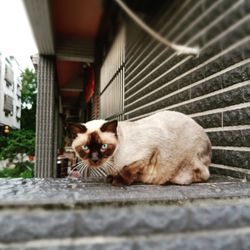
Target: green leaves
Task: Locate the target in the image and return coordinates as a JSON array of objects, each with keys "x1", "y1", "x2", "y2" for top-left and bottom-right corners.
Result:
[
  {"x1": 20, "y1": 68, "x2": 37, "y2": 131},
  {"x1": 0, "y1": 129, "x2": 35, "y2": 161},
  {"x1": 0, "y1": 68, "x2": 37, "y2": 178},
  {"x1": 0, "y1": 161, "x2": 34, "y2": 178},
  {"x1": 21, "y1": 68, "x2": 37, "y2": 107}
]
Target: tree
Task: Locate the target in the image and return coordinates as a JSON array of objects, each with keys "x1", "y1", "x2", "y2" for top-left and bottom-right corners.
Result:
[
  {"x1": 20, "y1": 68, "x2": 37, "y2": 131},
  {"x1": 0, "y1": 129, "x2": 35, "y2": 178},
  {"x1": 0, "y1": 68, "x2": 37, "y2": 178},
  {"x1": 0, "y1": 130, "x2": 35, "y2": 161}
]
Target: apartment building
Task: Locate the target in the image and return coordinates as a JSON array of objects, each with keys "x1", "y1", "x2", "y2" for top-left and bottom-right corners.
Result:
[{"x1": 0, "y1": 53, "x2": 22, "y2": 131}]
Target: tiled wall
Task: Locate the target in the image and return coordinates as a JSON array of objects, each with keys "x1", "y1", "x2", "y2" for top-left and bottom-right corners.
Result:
[{"x1": 124, "y1": 0, "x2": 250, "y2": 178}]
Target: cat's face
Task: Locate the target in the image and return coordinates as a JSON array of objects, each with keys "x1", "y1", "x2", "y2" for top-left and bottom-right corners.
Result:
[{"x1": 68, "y1": 120, "x2": 118, "y2": 168}]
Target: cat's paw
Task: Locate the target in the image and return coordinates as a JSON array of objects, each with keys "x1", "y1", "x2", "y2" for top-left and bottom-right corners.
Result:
[
  {"x1": 106, "y1": 175, "x2": 114, "y2": 183},
  {"x1": 106, "y1": 174, "x2": 127, "y2": 188}
]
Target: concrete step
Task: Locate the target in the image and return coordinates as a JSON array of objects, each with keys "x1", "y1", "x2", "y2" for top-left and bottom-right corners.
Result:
[{"x1": 0, "y1": 176, "x2": 249, "y2": 249}]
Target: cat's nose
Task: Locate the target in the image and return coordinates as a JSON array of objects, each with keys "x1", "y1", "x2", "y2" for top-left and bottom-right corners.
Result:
[
  {"x1": 92, "y1": 159, "x2": 99, "y2": 164},
  {"x1": 91, "y1": 152, "x2": 99, "y2": 164}
]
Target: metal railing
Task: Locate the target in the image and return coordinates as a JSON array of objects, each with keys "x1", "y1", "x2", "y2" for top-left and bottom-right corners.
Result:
[{"x1": 100, "y1": 26, "x2": 125, "y2": 120}]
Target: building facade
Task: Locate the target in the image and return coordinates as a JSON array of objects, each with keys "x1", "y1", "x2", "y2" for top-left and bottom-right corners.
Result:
[
  {"x1": 23, "y1": 0, "x2": 250, "y2": 179},
  {"x1": 99, "y1": 0, "x2": 250, "y2": 180},
  {"x1": 0, "y1": 54, "x2": 22, "y2": 131}
]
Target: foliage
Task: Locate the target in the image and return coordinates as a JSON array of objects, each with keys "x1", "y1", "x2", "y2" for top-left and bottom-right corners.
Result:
[
  {"x1": 0, "y1": 161, "x2": 34, "y2": 178},
  {"x1": 20, "y1": 68, "x2": 37, "y2": 131},
  {"x1": 0, "y1": 129, "x2": 35, "y2": 161},
  {"x1": 1, "y1": 69, "x2": 37, "y2": 178}
]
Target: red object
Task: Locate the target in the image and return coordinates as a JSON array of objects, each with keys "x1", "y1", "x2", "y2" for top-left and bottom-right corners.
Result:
[
  {"x1": 28, "y1": 155, "x2": 34, "y2": 161},
  {"x1": 85, "y1": 68, "x2": 95, "y2": 103}
]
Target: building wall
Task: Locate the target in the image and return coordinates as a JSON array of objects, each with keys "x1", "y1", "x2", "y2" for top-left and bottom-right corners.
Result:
[
  {"x1": 0, "y1": 54, "x2": 22, "y2": 130},
  {"x1": 100, "y1": 0, "x2": 250, "y2": 178},
  {"x1": 124, "y1": 0, "x2": 250, "y2": 178}
]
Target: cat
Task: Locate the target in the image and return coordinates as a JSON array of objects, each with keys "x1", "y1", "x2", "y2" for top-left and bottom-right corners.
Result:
[{"x1": 68, "y1": 111, "x2": 211, "y2": 186}]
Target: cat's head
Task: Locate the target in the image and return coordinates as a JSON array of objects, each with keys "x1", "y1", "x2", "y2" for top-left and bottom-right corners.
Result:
[{"x1": 67, "y1": 120, "x2": 118, "y2": 168}]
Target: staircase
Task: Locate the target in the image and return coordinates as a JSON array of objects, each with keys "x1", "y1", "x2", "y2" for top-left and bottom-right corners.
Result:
[{"x1": 0, "y1": 176, "x2": 250, "y2": 249}]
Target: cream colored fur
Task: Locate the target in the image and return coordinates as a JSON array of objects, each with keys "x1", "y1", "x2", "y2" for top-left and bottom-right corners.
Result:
[
  {"x1": 114, "y1": 111, "x2": 211, "y2": 185},
  {"x1": 71, "y1": 111, "x2": 211, "y2": 185}
]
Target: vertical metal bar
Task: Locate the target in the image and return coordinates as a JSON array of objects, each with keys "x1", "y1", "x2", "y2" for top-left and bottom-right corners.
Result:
[
  {"x1": 100, "y1": 25, "x2": 127, "y2": 120},
  {"x1": 115, "y1": 76, "x2": 118, "y2": 114},
  {"x1": 36, "y1": 57, "x2": 42, "y2": 177},
  {"x1": 120, "y1": 71, "x2": 122, "y2": 113}
]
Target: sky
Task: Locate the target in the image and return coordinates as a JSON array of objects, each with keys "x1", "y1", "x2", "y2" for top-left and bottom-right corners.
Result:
[{"x1": 0, "y1": 0, "x2": 38, "y2": 70}]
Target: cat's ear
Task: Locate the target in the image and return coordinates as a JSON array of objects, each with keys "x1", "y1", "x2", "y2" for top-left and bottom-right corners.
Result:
[
  {"x1": 100, "y1": 120, "x2": 118, "y2": 134},
  {"x1": 67, "y1": 123, "x2": 87, "y2": 138}
]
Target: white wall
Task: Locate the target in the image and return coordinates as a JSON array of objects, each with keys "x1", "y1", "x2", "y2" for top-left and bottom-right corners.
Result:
[{"x1": 0, "y1": 53, "x2": 22, "y2": 129}]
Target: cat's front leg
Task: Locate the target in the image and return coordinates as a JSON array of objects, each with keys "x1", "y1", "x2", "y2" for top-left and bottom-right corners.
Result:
[
  {"x1": 106, "y1": 174, "x2": 128, "y2": 187},
  {"x1": 106, "y1": 161, "x2": 144, "y2": 186}
]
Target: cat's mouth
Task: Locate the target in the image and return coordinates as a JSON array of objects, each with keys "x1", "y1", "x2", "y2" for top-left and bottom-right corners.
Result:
[
  {"x1": 69, "y1": 158, "x2": 116, "y2": 179},
  {"x1": 88, "y1": 159, "x2": 102, "y2": 167},
  {"x1": 83, "y1": 158, "x2": 107, "y2": 168}
]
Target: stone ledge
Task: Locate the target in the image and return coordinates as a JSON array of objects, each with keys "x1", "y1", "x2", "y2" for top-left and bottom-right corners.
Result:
[
  {"x1": 1, "y1": 198, "x2": 250, "y2": 243},
  {"x1": 0, "y1": 176, "x2": 250, "y2": 248},
  {"x1": 1, "y1": 225, "x2": 250, "y2": 250},
  {"x1": 0, "y1": 175, "x2": 248, "y2": 208}
]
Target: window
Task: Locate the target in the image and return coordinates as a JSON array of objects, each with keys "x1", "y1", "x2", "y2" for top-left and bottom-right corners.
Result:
[
  {"x1": 4, "y1": 65, "x2": 14, "y2": 88},
  {"x1": 4, "y1": 94, "x2": 13, "y2": 115}
]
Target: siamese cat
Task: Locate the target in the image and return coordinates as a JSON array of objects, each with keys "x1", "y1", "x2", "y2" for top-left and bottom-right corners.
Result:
[{"x1": 68, "y1": 111, "x2": 211, "y2": 186}]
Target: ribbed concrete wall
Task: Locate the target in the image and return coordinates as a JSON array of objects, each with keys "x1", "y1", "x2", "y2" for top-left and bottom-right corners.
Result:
[
  {"x1": 124, "y1": 0, "x2": 250, "y2": 178},
  {"x1": 35, "y1": 56, "x2": 57, "y2": 177}
]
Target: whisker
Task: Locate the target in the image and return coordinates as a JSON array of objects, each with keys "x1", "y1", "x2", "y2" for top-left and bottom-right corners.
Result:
[
  {"x1": 102, "y1": 161, "x2": 110, "y2": 167},
  {"x1": 89, "y1": 168, "x2": 94, "y2": 177},
  {"x1": 104, "y1": 166, "x2": 113, "y2": 175},
  {"x1": 99, "y1": 167, "x2": 107, "y2": 176},
  {"x1": 75, "y1": 160, "x2": 85, "y2": 167},
  {"x1": 70, "y1": 159, "x2": 116, "y2": 178},
  {"x1": 101, "y1": 162, "x2": 110, "y2": 172},
  {"x1": 108, "y1": 164, "x2": 117, "y2": 172},
  {"x1": 94, "y1": 168, "x2": 102, "y2": 177},
  {"x1": 78, "y1": 162, "x2": 85, "y2": 169},
  {"x1": 96, "y1": 168, "x2": 103, "y2": 177},
  {"x1": 108, "y1": 165, "x2": 117, "y2": 173},
  {"x1": 82, "y1": 169, "x2": 88, "y2": 178},
  {"x1": 95, "y1": 168, "x2": 103, "y2": 177},
  {"x1": 79, "y1": 165, "x2": 87, "y2": 176},
  {"x1": 68, "y1": 162, "x2": 84, "y2": 176},
  {"x1": 74, "y1": 161, "x2": 84, "y2": 169},
  {"x1": 104, "y1": 162, "x2": 113, "y2": 170},
  {"x1": 96, "y1": 167, "x2": 106, "y2": 177},
  {"x1": 106, "y1": 161, "x2": 113, "y2": 167},
  {"x1": 76, "y1": 161, "x2": 83, "y2": 166},
  {"x1": 84, "y1": 167, "x2": 90, "y2": 178},
  {"x1": 69, "y1": 160, "x2": 87, "y2": 178},
  {"x1": 91, "y1": 168, "x2": 99, "y2": 177},
  {"x1": 70, "y1": 164, "x2": 81, "y2": 172}
]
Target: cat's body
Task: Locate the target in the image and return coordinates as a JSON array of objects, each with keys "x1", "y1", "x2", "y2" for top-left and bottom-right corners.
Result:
[{"x1": 69, "y1": 111, "x2": 211, "y2": 186}]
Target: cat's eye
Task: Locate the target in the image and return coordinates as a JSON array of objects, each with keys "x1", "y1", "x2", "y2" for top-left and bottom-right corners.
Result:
[
  {"x1": 101, "y1": 144, "x2": 108, "y2": 149},
  {"x1": 82, "y1": 145, "x2": 89, "y2": 151}
]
